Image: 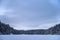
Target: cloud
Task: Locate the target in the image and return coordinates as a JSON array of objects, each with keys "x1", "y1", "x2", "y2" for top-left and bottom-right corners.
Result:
[
  {"x1": 0, "y1": 0, "x2": 60, "y2": 30},
  {"x1": 0, "y1": 7, "x2": 15, "y2": 18},
  {"x1": 0, "y1": 8, "x2": 6, "y2": 15},
  {"x1": 13, "y1": 22, "x2": 59, "y2": 30}
]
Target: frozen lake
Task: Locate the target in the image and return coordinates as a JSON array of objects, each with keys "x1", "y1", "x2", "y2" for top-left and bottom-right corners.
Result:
[{"x1": 0, "y1": 35, "x2": 60, "y2": 40}]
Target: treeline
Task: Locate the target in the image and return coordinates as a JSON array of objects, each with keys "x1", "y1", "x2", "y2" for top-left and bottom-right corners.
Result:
[
  {"x1": 0, "y1": 21, "x2": 24, "y2": 34},
  {"x1": 0, "y1": 21, "x2": 60, "y2": 35}
]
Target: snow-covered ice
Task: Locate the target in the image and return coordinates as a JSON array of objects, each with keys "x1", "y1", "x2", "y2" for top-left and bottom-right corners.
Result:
[{"x1": 0, "y1": 35, "x2": 60, "y2": 40}]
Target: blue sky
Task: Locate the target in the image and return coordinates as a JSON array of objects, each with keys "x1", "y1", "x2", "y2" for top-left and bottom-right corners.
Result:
[{"x1": 0, "y1": 0, "x2": 60, "y2": 30}]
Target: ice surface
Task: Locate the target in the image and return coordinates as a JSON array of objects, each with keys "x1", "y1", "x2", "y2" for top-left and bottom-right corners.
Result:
[{"x1": 0, "y1": 35, "x2": 60, "y2": 40}]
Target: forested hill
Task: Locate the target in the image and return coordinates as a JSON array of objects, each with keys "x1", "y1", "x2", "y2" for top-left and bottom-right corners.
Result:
[{"x1": 0, "y1": 21, "x2": 60, "y2": 35}]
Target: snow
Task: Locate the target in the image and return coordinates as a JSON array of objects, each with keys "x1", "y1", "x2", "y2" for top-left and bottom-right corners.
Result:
[{"x1": 0, "y1": 35, "x2": 60, "y2": 40}]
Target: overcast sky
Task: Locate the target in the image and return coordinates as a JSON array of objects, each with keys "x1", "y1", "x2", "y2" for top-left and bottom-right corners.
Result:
[{"x1": 0, "y1": 0, "x2": 60, "y2": 30}]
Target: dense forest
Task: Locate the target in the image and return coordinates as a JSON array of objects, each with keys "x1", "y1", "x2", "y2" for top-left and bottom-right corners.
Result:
[{"x1": 0, "y1": 21, "x2": 60, "y2": 35}]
